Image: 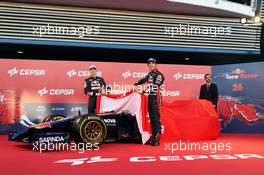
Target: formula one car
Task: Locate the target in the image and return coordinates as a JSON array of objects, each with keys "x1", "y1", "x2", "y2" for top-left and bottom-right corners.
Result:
[
  {"x1": 218, "y1": 96, "x2": 264, "y2": 126},
  {"x1": 8, "y1": 111, "x2": 141, "y2": 148}
]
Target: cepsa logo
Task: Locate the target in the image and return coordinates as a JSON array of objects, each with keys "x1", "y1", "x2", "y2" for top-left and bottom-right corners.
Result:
[
  {"x1": 38, "y1": 88, "x2": 75, "y2": 96},
  {"x1": 160, "y1": 90, "x2": 180, "y2": 97},
  {"x1": 221, "y1": 69, "x2": 258, "y2": 80},
  {"x1": 54, "y1": 154, "x2": 264, "y2": 166},
  {"x1": 174, "y1": 72, "x2": 204, "y2": 80},
  {"x1": 7, "y1": 67, "x2": 46, "y2": 77},
  {"x1": 122, "y1": 71, "x2": 148, "y2": 80},
  {"x1": 67, "y1": 69, "x2": 102, "y2": 78}
]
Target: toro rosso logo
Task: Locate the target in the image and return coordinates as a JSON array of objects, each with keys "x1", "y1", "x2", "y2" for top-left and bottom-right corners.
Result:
[
  {"x1": 38, "y1": 88, "x2": 75, "y2": 96},
  {"x1": 8, "y1": 67, "x2": 46, "y2": 77},
  {"x1": 217, "y1": 69, "x2": 258, "y2": 80},
  {"x1": 67, "y1": 69, "x2": 102, "y2": 78}
]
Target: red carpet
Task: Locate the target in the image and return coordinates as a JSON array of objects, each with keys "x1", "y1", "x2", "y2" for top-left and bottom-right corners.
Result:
[{"x1": 0, "y1": 134, "x2": 264, "y2": 175}]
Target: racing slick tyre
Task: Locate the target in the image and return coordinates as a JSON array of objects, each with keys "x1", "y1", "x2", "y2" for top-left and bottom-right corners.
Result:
[
  {"x1": 72, "y1": 114, "x2": 107, "y2": 145},
  {"x1": 42, "y1": 114, "x2": 66, "y2": 123}
]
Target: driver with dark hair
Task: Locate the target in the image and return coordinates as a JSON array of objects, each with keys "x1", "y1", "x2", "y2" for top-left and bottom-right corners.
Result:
[{"x1": 134, "y1": 58, "x2": 165, "y2": 146}]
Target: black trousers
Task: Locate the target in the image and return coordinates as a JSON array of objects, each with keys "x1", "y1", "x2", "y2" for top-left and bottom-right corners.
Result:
[
  {"x1": 148, "y1": 95, "x2": 161, "y2": 136},
  {"x1": 88, "y1": 96, "x2": 97, "y2": 114},
  {"x1": 214, "y1": 105, "x2": 217, "y2": 112}
]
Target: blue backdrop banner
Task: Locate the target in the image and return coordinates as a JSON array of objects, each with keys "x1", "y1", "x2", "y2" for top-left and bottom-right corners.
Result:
[{"x1": 213, "y1": 62, "x2": 264, "y2": 133}]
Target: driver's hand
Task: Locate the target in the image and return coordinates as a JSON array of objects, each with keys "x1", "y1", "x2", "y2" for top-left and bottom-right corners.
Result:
[{"x1": 100, "y1": 92, "x2": 106, "y2": 96}]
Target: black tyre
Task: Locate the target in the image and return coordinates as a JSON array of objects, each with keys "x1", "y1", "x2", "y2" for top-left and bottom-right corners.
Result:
[
  {"x1": 72, "y1": 114, "x2": 107, "y2": 145},
  {"x1": 42, "y1": 114, "x2": 66, "y2": 123}
]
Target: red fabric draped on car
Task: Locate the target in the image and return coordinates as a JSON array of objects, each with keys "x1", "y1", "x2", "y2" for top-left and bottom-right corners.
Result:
[
  {"x1": 160, "y1": 100, "x2": 220, "y2": 142},
  {"x1": 96, "y1": 91, "x2": 220, "y2": 144}
]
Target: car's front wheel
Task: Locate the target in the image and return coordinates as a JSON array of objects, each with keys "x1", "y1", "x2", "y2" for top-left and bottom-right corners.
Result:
[{"x1": 72, "y1": 115, "x2": 107, "y2": 145}]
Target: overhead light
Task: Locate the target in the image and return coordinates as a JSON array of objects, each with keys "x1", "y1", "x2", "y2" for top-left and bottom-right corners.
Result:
[
  {"x1": 240, "y1": 16, "x2": 262, "y2": 25},
  {"x1": 253, "y1": 16, "x2": 261, "y2": 23},
  {"x1": 184, "y1": 57, "x2": 190, "y2": 61},
  {"x1": 240, "y1": 18, "x2": 247, "y2": 24},
  {"x1": 17, "y1": 50, "x2": 23, "y2": 54}
]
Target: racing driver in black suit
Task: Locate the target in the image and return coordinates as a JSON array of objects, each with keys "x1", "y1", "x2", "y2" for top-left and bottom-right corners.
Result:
[
  {"x1": 84, "y1": 65, "x2": 108, "y2": 114},
  {"x1": 134, "y1": 58, "x2": 165, "y2": 146}
]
